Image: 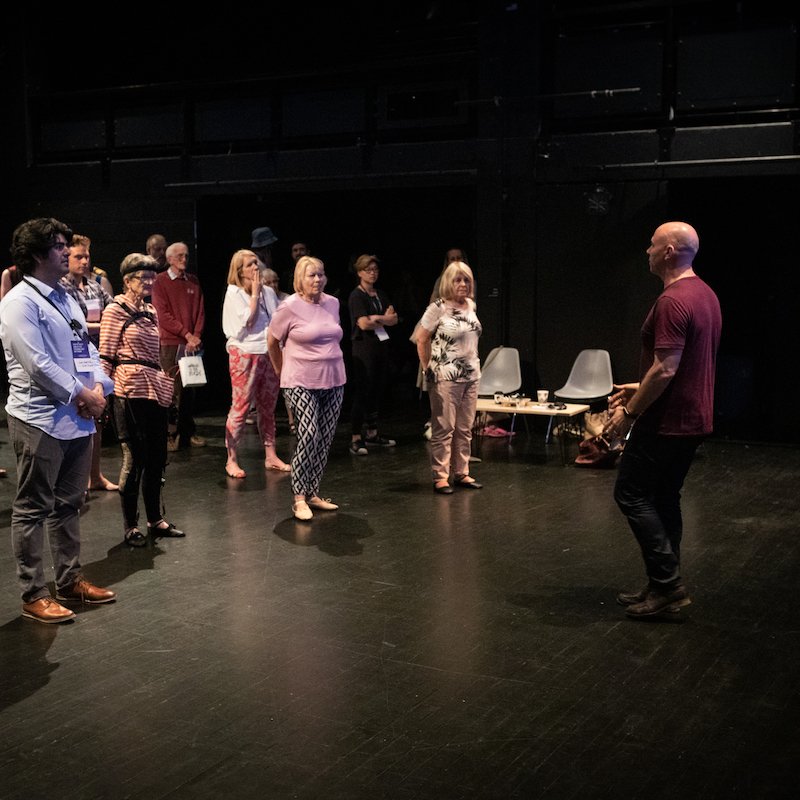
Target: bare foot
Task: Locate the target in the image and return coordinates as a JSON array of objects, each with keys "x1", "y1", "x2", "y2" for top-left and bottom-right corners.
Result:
[
  {"x1": 89, "y1": 476, "x2": 119, "y2": 491},
  {"x1": 225, "y1": 462, "x2": 246, "y2": 479},
  {"x1": 265, "y1": 460, "x2": 291, "y2": 472}
]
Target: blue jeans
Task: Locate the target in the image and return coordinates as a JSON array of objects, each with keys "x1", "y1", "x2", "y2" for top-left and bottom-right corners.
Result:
[
  {"x1": 613, "y1": 425, "x2": 704, "y2": 589},
  {"x1": 8, "y1": 417, "x2": 92, "y2": 603}
]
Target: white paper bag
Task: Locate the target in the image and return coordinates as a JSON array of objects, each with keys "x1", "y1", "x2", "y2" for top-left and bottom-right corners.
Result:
[{"x1": 178, "y1": 354, "x2": 207, "y2": 387}]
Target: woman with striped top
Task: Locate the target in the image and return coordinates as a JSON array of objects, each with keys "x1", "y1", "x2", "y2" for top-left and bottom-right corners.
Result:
[{"x1": 98, "y1": 253, "x2": 186, "y2": 547}]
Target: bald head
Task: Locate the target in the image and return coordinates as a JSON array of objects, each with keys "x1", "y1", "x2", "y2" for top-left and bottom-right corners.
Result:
[
  {"x1": 648, "y1": 221, "x2": 700, "y2": 282},
  {"x1": 655, "y1": 222, "x2": 699, "y2": 262}
]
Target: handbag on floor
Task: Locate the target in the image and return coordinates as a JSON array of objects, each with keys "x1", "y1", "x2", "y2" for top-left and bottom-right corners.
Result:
[{"x1": 574, "y1": 434, "x2": 622, "y2": 468}]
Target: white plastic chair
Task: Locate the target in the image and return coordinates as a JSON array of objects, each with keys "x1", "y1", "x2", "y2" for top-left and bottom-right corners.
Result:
[
  {"x1": 546, "y1": 349, "x2": 614, "y2": 442},
  {"x1": 476, "y1": 346, "x2": 526, "y2": 437},
  {"x1": 554, "y1": 349, "x2": 614, "y2": 404},
  {"x1": 478, "y1": 346, "x2": 521, "y2": 397}
]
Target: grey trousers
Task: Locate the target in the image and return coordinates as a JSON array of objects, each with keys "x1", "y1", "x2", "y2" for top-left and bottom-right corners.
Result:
[{"x1": 8, "y1": 416, "x2": 91, "y2": 603}]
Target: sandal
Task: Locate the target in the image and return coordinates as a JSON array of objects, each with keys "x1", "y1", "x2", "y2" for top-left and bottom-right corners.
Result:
[
  {"x1": 124, "y1": 527, "x2": 147, "y2": 548},
  {"x1": 147, "y1": 521, "x2": 186, "y2": 538}
]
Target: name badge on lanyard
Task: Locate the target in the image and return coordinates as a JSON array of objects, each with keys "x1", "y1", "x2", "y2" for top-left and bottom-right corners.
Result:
[
  {"x1": 85, "y1": 297, "x2": 102, "y2": 322},
  {"x1": 71, "y1": 338, "x2": 93, "y2": 373}
]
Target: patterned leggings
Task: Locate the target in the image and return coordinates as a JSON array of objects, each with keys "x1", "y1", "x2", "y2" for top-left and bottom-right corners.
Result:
[
  {"x1": 225, "y1": 349, "x2": 280, "y2": 452},
  {"x1": 283, "y1": 386, "x2": 344, "y2": 497}
]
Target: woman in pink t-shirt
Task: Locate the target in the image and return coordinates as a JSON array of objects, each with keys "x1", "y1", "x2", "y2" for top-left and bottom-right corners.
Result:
[{"x1": 267, "y1": 256, "x2": 345, "y2": 520}]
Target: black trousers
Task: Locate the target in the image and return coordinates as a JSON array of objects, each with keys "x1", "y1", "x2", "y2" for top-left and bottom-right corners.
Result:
[
  {"x1": 350, "y1": 338, "x2": 389, "y2": 436},
  {"x1": 113, "y1": 397, "x2": 169, "y2": 529},
  {"x1": 159, "y1": 344, "x2": 197, "y2": 443},
  {"x1": 613, "y1": 424, "x2": 705, "y2": 588}
]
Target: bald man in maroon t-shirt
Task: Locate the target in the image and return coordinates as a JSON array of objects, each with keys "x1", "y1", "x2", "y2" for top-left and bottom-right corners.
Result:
[{"x1": 604, "y1": 221, "x2": 722, "y2": 619}]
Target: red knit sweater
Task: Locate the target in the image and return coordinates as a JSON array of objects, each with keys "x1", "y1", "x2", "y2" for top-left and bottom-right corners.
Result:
[{"x1": 151, "y1": 270, "x2": 206, "y2": 346}]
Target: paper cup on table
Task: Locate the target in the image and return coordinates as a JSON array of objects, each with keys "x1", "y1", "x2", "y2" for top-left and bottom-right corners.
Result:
[{"x1": 537, "y1": 389, "x2": 549, "y2": 403}]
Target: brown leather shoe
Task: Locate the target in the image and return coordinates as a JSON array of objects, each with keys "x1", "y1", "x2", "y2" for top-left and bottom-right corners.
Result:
[
  {"x1": 625, "y1": 585, "x2": 690, "y2": 618},
  {"x1": 616, "y1": 586, "x2": 648, "y2": 606},
  {"x1": 22, "y1": 596, "x2": 76, "y2": 623},
  {"x1": 56, "y1": 576, "x2": 117, "y2": 605}
]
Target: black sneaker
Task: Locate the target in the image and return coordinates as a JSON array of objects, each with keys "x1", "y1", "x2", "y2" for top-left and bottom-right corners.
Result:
[
  {"x1": 350, "y1": 440, "x2": 368, "y2": 456},
  {"x1": 364, "y1": 434, "x2": 396, "y2": 447}
]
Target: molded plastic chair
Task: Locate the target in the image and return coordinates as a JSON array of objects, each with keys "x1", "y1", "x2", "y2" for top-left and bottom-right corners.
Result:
[
  {"x1": 554, "y1": 349, "x2": 614, "y2": 404},
  {"x1": 478, "y1": 346, "x2": 522, "y2": 397},
  {"x1": 477, "y1": 346, "x2": 526, "y2": 437},
  {"x1": 547, "y1": 349, "x2": 613, "y2": 442}
]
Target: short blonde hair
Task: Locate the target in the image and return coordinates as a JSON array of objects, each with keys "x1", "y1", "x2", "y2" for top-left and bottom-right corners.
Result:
[
  {"x1": 227, "y1": 249, "x2": 258, "y2": 288},
  {"x1": 293, "y1": 256, "x2": 326, "y2": 294},
  {"x1": 438, "y1": 261, "x2": 475, "y2": 302}
]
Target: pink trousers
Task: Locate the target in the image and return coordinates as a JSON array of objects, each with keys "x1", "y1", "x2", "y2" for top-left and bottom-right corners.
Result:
[
  {"x1": 427, "y1": 379, "x2": 478, "y2": 482},
  {"x1": 225, "y1": 348, "x2": 280, "y2": 452}
]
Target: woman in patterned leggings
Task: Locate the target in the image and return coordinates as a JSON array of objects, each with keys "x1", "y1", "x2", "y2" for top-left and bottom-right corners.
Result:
[{"x1": 267, "y1": 256, "x2": 345, "y2": 520}]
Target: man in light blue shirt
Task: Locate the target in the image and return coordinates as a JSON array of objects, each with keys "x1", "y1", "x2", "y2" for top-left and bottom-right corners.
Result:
[{"x1": 0, "y1": 218, "x2": 117, "y2": 623}]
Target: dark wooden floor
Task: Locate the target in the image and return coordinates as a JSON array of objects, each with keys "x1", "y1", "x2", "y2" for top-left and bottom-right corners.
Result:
[{"x1": 0, "y1": 401, "x2": 798, "y2": 800}]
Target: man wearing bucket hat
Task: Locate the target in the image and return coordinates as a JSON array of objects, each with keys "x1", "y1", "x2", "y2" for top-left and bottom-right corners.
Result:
[{"x1": 251, "y1": 227, "x2": 278, "y2": 271}]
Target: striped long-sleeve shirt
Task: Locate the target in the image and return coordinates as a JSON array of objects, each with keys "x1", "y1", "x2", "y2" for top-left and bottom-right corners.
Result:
[{"x1": 98, "y1": 296, "x2": 174, "y2": 407}]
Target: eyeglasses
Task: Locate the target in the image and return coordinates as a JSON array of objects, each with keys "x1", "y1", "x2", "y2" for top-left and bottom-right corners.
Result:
[{"x1": 361, "y1": 266, "x2": 379, "y2": 273}]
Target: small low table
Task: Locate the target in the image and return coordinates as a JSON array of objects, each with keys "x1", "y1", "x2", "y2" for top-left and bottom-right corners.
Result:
[{"x1": 473, "y1": 399, "x2": 590, "y2": 465}]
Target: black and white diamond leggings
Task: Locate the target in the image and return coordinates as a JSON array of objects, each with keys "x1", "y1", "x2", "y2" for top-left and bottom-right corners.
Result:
[{"x1": 283, "y1": 385, "x2": 344, "y2": 497}]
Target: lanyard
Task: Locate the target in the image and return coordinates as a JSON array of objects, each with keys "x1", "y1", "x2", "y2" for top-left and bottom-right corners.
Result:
[
  {"x1": 22, "y1": 277, "x2": 90, "y2": 344},
  {"x1": 360, "y1": 286, "x2": 383, "y2": 314}
]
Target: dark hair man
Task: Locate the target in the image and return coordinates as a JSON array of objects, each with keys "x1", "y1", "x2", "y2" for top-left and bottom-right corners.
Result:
[{"x1": 0, "y1": 218, "x2": 117, "y2": 623}]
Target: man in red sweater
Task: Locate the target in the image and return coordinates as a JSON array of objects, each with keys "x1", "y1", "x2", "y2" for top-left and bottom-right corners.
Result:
[{"x1": 151, "y1": 241, "x2": 206, "y2": 450}]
